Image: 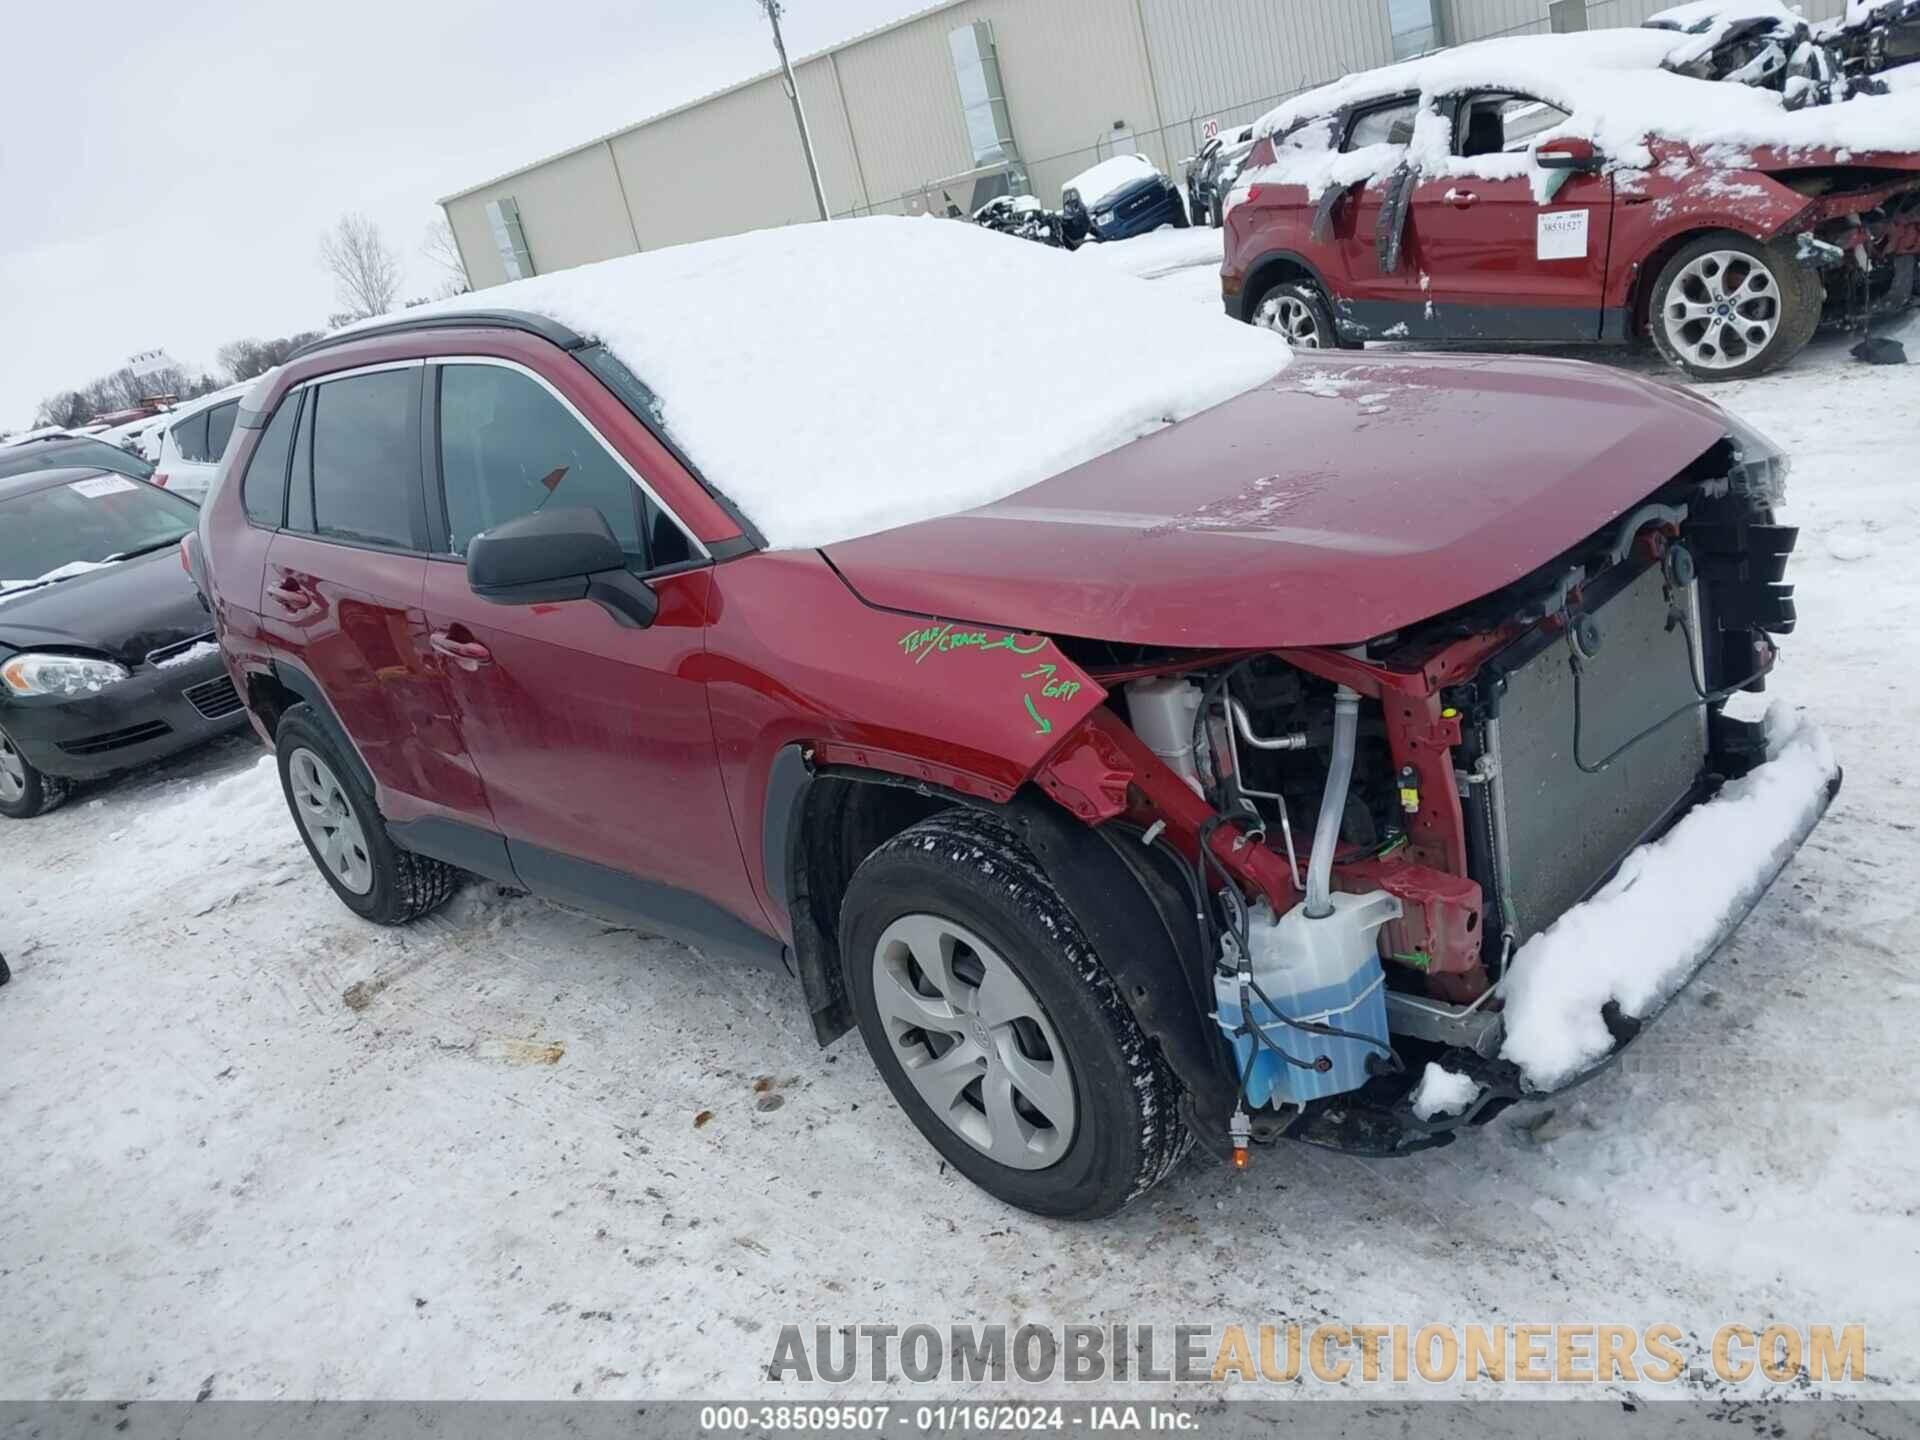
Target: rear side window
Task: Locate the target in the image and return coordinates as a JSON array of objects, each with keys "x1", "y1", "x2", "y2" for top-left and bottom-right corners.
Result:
[
  {"x1": 241, "y1": 395, "x2": 299, "y2": 528},
  {"x1": 1344, "y1": 97, "x2": 1419, "y2": 151},
  {"x1": 172, "y1": 409, "x2": 211, "y2": 463},
  {"x1": 308, "y1": 369, "x2": 421, "y2": 549},
  {"x1": 435, "y1": 362, "x2": 693, "y2": 570},
  {"x1": 204, "y1": 401, "x2": 239, "y2": 461}
]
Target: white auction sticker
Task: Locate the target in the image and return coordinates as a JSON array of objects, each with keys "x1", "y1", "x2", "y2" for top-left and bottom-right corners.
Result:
[
  {"x1": 69, "y1": 475, "x2": 139, "y2": 498},
  {"x1": 1537, "y1": 208, "x2": 1589, "y2": 261}
]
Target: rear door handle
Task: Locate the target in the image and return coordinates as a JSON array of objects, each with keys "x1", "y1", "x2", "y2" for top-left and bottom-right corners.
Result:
[
  {"x1": 1443, "y1": 188, "x2": 1478, "y2": 208},
  {"x1": 430, "y1": 632, "x2": 493, "y2": 668}
]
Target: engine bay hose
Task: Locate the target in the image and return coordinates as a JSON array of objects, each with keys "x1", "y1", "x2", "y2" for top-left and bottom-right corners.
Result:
[{"x1": 1304, "y1": 686, "x2": 1359, "y2": 918}]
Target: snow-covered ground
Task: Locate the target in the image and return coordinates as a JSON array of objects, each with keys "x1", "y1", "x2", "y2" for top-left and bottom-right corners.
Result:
[{"x1": 2, "y1": 249, "x2": 1916, "y2": 1404}]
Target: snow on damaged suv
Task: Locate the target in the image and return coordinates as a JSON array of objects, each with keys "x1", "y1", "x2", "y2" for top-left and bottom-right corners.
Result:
[
  {"x1": 1222, "y1": 29, "x2": 1920, "y2": 378},
  {"x1": 194, "y1": 219, "x2": 1836, "y2": 1219}
]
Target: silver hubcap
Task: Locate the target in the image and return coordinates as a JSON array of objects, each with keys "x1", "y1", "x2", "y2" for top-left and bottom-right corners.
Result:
[
  {"x1": 287, "y1": 747, "x2": 374, "y2": 895},
  {"x1": 0, "y1": 732, "x2": 27, "y2": 803},
  {"x1": 871, "y1": 915, "x2": 1077, "y2": 1170},
  {"x1": 1663, "y1": 250, "x2": 1782, "y2": 370},
  {"x1": 1255, "y1": 292, "x2": 1324, "y2": 347}
]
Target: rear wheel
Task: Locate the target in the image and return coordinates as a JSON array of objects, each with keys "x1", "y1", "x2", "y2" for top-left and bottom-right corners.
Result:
[
  {"x1": 842, "y1": 808, "x2": 1189, "y2": 1220},
  {"x1": 0, "y1": 726, "x2": 71, "y2": 821},
  {"x1": 1251, "y1": 280, "x2": 1341, "y2": 349},
  {"x1": 274, "y1": 704, "x2": 459, "y2": 925},
  {"x1": 1649, "y1": 234, "x2": 1823, "y2": 380}
]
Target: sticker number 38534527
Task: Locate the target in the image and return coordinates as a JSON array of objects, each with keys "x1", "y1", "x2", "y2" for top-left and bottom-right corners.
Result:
[{"x1": 1537, "y1": 209, "x2": 1589, "y2": 262}]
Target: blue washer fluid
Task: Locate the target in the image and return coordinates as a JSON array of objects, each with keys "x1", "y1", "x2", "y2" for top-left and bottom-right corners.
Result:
[{"x1": 1213, "y1": 890, "x2": 1400, "y2": 1107}]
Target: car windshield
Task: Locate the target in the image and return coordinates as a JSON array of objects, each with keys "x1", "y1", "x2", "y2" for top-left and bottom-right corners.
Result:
[
  {"x1": 0, "y1": 475, "x2": 199, "y2": 594},
  {"x1": 0, "y1": 437, "x2": 156, "y2": 483}
]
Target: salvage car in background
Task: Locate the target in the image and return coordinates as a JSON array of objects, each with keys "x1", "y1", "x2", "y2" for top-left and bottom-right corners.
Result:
[
  {"x1": 0, "y1": 434, "x2": 156, "y2": 484},
  {"x1": 1062, "y1": 152, "x2": 1188, "y2": 242},
  {"x1": 1186, "y1": 125, "x2": 1258, "y2": 228},
  {"x1": 151, "y1": 384, "x2": 248, "y2": 501},
  {"x1": 1224, "y1": 30, "x2": 1920, "y2": 378},
  {"x1": 192, "y1": 219, "x2": 1833, "y2": 1218},
  {"x1": 1823, "y1": 0, "x2": 1920, "y2": 79},
  {"x1": 1646, "y1": 0, "x2": 1858, "y2": 107},
  {"x1": 0, "y1": 468, "x2": 246, "y2": 819}
]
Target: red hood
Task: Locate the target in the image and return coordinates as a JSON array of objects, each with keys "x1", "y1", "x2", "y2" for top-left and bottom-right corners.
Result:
[{"x1": 824, "y1": 352, "x2": 1733, "y2": 649}]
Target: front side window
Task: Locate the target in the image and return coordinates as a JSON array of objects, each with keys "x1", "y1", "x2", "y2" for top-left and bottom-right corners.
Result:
[
  {"x1": 436, "y1": 363, "x2": 693, "y2": 571},
  {"x1": 1454, "y1": 93, "x2": 1574, "y2": 157},
  {"x1": 308, "y1": 369, "x2": 420, "y2": 549},
  {"x1": 241, "y1": 394, "x2": 299, "y2": 528}
]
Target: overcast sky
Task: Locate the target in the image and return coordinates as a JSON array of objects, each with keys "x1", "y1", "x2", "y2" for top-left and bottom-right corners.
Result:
[{"x1": 0, "y1": 0, "x2": 922, "y2": 428}]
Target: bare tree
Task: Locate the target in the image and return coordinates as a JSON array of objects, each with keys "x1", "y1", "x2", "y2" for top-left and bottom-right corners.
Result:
[
  {"x1": 217, "y1": 332, "x2": 325, "y2": 382},
  {"x1": 320, "y1": 212, "x2": 401, "y2": 319},
  {"x1": 422, "y1": 218, "x2": 470, "y2": 297}
]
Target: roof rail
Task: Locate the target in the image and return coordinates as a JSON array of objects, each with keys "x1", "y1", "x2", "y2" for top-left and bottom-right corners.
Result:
[{"x1": 287, "y1": 309, "x2": 588, "y2": 361}]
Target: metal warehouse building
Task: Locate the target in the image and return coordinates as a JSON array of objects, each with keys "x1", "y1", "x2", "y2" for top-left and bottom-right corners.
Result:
[{"x1": 440, "y1": 0, "x2": 1848, "y2": 290}]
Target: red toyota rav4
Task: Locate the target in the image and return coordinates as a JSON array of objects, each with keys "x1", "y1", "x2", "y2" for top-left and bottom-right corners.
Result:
[
  {"x1": 1222, "y1": 30, "x2": 1920, "y2": 378},
  {"x1": 193, "y1": 219, "x2": 1835, "y2": 1219}
]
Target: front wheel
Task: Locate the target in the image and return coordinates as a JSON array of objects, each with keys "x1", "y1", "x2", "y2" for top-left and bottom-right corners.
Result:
[
  {"x1": 1649, "y1": 234, "x2": 1823, "y2": 380},
  {"x1": 274, "y1": 703, "x2": 459, "y2": 925},
  {"x1": 0, "y1": 725, "x2": 71, "y2": 821},
  {"x1": 842, "y1": 809, "x2": 1189, "y2": 1219},
  {"x1": 1250, "y1": 280, "x2": 1342, "y2": 349}
]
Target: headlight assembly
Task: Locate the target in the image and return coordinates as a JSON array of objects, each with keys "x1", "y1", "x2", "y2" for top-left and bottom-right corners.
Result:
[{"x1": 0, "y1": 653, "x2": 131, "y2": 698}]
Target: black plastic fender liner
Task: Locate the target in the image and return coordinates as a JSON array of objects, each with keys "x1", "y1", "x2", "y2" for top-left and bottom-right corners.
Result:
[
  {"x1": 998, "y1": 795, "x2": 1243, "y2": 1148},
  {"x1": 771, "y1": 758, "x2": 1241, "y2": 1132}
]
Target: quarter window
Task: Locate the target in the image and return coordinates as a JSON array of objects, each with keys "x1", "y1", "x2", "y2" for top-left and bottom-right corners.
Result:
[
  {"x1": 204, "y1": 401, "x2": 239, "y2": 461},
  {"x1": 241, "y1": 395, "x2": 299, "y2": 528},
  {"x1": 1344, "y1": 97, "x2": 1419, "y2": 152},
  {"x1": 308, "y1": 369, "x2": 420, "y2": 549},
  {"x1": 172, "y1": 410, "x2": 211, "y2": 463},
  {"x1": 435, "y1": 363, "x2": 693, "y2": 571}
]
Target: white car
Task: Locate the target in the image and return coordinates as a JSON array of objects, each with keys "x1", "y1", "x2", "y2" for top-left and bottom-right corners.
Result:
[{"x1": 150, "y1": 384, "x2": 249, "y2": 502}]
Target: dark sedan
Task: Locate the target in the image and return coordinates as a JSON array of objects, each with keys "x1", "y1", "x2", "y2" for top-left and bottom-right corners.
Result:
[
  {"x1": 0, "y1": 434, "x2": 156, "y2": 483},
  {"x1": 0, "y1": 467, "x2": 248, "y2": 819}
]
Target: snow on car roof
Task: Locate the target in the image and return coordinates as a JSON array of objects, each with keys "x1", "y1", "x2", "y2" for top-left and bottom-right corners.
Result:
[
  {"x1": 376, "y1": 216, "x2": 1290, "y2": 550},
  {"x1": 1252, "y1": 28, "x2": 1920, "y2": 162},
  {"x1": 1062, "y1": 153, "x2": 1159, "y2": 209},
  {"x1": 1645, "y1": 0, "x2": 1802, "y2": 33}
]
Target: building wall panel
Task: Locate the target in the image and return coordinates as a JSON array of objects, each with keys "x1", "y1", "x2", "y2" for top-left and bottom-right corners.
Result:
[{"x1": 444, "y1": 142, "x2": 635, "y2": 291}]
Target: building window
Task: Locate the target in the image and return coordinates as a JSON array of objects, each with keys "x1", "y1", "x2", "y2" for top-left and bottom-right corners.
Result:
[{"x1": 1386, "y1": 0, "x2": 1446, "y2": 59}]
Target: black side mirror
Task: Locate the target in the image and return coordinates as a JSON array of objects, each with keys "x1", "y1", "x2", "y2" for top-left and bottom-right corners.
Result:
[{"x1": 467, "y1": 505, "x2": 659, "y2": 629}]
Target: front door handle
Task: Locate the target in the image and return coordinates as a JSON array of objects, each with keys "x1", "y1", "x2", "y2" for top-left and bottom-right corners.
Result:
[
  {"x1": 430, "y1": 631, "x2": 493, "y2": 668},
  {"x1": 1443, "y1": 187, "x2": 1478, "y2": 208}
]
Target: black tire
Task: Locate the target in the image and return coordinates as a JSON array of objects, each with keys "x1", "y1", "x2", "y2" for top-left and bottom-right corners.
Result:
[
  {"x1": 1248, "y1": 279, "x2": 1347, "y2": 350},
  {"x1": 0, "y1": 724, "x2": 72, "y2": 821},
  {"x1": 1648, "y1": 232, "x2": 1824, "y2": 381},
  {"x1": 0, "y1": 953, "x2": 11, "y2": 987},
  {"x1": 1171, "y1": 191, "x2": 1191, "y2": 229},
  {"x1": 1209, "y1": 194, "x2": 1224, "y2": 229},
  {"x1": 841, "y1": 808, "x2": 1189, "y2": 1220},
  {"x1": 274, "y1": 703, "x2": 459, "y2": 925}
]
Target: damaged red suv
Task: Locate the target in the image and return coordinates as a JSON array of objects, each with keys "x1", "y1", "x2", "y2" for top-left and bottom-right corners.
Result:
[
  {"x1": 192, "y1": 219, "x2": 1835, "y2": 1219},
  {"x1": 1222, "y1": 30, "x2": 1920, "y2": 378}
]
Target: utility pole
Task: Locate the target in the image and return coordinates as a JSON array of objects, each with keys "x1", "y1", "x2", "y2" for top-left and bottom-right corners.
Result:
[{"x1": 757, "y1": 0, "x2": 831, "y2": 222}]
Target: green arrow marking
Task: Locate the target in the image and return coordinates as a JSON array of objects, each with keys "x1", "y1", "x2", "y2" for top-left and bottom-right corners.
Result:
[
  {"x1": 1024, "y1": 694, "x2": 1052, "y2": 735},
  {"x1": 1021, "y1": 663, "x2": 1058, "y2": 681}
]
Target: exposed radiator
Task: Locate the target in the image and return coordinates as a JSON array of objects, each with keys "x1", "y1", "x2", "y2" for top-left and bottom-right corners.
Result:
[{"x1": 1485, "y1": 564, "x2": 1709, "y2": 944}]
